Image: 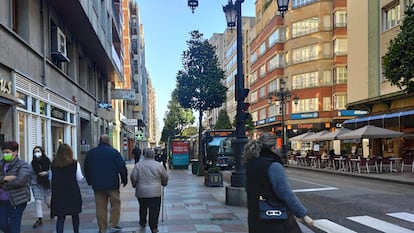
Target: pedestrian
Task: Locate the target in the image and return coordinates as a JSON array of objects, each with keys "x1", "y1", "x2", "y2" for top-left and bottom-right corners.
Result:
[
  {"x1": 130, "y1": 149, "x2": 168, "y2": 233},
  {"x1": 84, "y1": 134, "x2": 128, "y2": 233},
  {"x1": 50, "y1": 143, "x2": 82, "y2": 233},
  {"x1": 132, "y1": 144, "x2": 141, "y2": 164},
  {"x1": 30, "y1": 146, "x2": 51, "y2": 228},
  {"x1": 0, "y1": 141, "x2": 31, "y2": 233},
  {"x1": 244, "y1": 134, "x2": 313, "y2": 233},
  {"x1": 155, "y1": 148, "x2": 167, "y2": 170}
]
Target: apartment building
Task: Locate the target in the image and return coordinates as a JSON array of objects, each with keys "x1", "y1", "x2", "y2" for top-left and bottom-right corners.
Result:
[
  {"x1": 250, "y1": 0, "x2": 357, "y2": 147},
  {"x1": 0, "y1": 0, "x2": 150, "y2": 164},
  {"x1": 346, "y1": 0, "x2": 414, "y2": 156}
]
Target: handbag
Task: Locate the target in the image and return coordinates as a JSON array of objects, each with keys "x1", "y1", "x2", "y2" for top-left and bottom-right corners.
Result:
[{"x1": 258, "y1": 196, "x2": 288, "y2": 220}]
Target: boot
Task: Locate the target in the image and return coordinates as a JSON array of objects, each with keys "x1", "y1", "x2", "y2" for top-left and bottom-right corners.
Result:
[{"x1": 33, "y1": 218, "x2": 42, "y2": 228}]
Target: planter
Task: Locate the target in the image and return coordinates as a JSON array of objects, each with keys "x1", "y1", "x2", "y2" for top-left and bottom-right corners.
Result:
[{"x1": 204, "y1": 172, "x2": 223, "y2": 187}]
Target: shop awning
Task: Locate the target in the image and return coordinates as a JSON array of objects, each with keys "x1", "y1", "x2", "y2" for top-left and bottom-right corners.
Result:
[{"x1": 343, "y1": 109, "x2": 414, "y2": 124}]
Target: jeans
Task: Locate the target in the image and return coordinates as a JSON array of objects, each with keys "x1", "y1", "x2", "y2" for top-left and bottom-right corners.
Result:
[
  {"x1": 94, "y1": 189, "x2": 121, "y2": 232},
  {"x1": 138, "y1": 197, "x2": 161, "y2": 231},
  {"x1": 56, "y1": 215, "x2": 79, "y2": 233},
  {"x1": 0, "y1": 200, "x2": 27, "y2": 233}
]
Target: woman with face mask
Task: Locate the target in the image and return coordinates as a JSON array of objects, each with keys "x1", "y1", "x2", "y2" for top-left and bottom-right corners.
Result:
[
  {"x1": 30, "y1": 146, "x2": 51, "y2": 228},
  {"x1": 0, "y1": 141, "x2": 31, "y2": 233}
]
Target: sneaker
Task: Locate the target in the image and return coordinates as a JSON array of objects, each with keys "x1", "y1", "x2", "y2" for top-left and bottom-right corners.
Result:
[
  {"x1": 108, "y1": 226, "x2": 122, "y2": 232},
  {"x1": 32, "y1": 219, "x2": 42, "y2": 228}
]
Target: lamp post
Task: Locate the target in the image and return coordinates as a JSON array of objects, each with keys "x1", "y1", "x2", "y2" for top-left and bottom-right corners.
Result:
[
  {"x1": 187, "y1": 0, "x2": 290, "y2": 188},
  {"x1": 268, "y1": 79, "x2": 298, "y2": 164}
]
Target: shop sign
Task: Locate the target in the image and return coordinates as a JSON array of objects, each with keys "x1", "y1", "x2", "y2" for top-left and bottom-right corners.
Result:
[
  {"x1": 127, "y1": 119, "x2": 137, "y2": 126},
  {"x1": 0, "y1": 78, "x2": 12, "y2": 94},
  {"x1": 290, "y1": 112, "x2": 318, "y2": 120},
  {"x1": 51, "y1": 107, "x2": 66, "y2": 121},
  {"x1": 266, "y1": 116, "x2": 276, "y2": 123},
  {"x1": 111, "y1": 89, "x2": 135, "y2": 100},
  {"x1": 98, "y1": 102, "x2": 112, "y2": 109},
  {"x1": 338, "y1": 110, "x2": 368, "y2": 116}
]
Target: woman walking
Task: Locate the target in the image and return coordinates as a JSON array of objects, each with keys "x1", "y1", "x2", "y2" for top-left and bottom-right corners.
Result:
[
  {"x1": 30, "y1": 146, "x2": 51, "y2": 228},
  {"x1": 51, "y1": 144, "x2": 82, "y2": 233},
  {"x1": 244, "y1": 134, "x2": 313, "y2": 233}
]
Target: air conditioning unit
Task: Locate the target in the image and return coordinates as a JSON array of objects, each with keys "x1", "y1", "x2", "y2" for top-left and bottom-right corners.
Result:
[{"x1": 51, "y1": 26, "x2": 70, "y2": 62}]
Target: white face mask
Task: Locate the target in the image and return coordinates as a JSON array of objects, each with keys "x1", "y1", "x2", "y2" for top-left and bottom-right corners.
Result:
[{"x1": 34, "y1": 152, "x2": 42, "y2": 157}]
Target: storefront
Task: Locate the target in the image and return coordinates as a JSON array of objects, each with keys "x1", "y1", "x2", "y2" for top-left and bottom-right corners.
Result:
[{"x1": 15, "y1": 73, "x2": 77, "y2": 162}]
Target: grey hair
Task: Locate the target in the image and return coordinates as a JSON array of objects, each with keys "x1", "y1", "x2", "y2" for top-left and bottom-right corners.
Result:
[
  {"x1": 243, "y1": 140, "x2": 263, "y2": 162},
  {"x1": 99, "y1": 134, "x2": 111, "y2": 145},
  {"x1": 145, "y1": 149, "x2": 155, "y2": 158}
]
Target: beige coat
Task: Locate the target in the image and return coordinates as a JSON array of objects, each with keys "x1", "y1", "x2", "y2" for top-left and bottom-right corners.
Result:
[{"x1": 130, "y1": 158, "x2": 168, "y2": 198}]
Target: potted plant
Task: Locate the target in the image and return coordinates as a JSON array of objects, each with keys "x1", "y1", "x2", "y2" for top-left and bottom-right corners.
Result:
[{"x1": 204, "y1": 166, "x2": 223, "y2": 187}]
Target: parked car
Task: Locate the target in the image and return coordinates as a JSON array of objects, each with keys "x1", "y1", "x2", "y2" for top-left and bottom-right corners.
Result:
[{"x1": 215, "y1": 155, "x2": 235, "y2": 170}]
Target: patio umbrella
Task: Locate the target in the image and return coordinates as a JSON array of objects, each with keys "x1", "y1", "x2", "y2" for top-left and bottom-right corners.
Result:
[
  {"x1": 289, "y1": 131, "x2": 314, "y2": 142},
  {"x1": 337, "y1": 125, "x2": 403, "y2": 140},
  {"x1": 318, "y1": 128, "x2": 353, "y2": 141},
  {"x1": 302, "y1": 130, "x2": 330, "y2": 142}
]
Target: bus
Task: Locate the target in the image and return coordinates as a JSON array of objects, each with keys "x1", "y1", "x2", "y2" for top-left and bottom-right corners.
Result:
[{"x1": 204, "y1": 130, "x2": 236, "y2": 170}]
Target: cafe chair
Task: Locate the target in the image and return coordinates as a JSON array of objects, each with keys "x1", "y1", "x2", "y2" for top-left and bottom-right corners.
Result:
[{"x1": 401, "y1": 156, "x2": 414, "y2": 173}]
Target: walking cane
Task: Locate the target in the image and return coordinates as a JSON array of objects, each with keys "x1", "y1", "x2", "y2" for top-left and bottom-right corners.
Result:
[{"x1": 161, "y1": 186, "x2": 165, "y2": 222}]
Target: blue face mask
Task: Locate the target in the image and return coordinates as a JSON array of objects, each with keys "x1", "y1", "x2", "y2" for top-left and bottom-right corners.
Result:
[{"x1": 3, "y1": 153, "x2": 13, "y2": 162}]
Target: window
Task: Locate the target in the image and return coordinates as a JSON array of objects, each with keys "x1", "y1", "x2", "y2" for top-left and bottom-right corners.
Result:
[
  {"x1": 12, "y1": 0, "x2": 29, "y2": 40},
  {"x1": 334, "y1": 38, "x2": 347, "y2": 56},
  {"x1": 384, "y1": 4, "x2": 401, "y2": 30},
  {"x1": 292, "y1": 97, "x2": 319, "y2": 113},
  {"x1": 269, "y1": 28, "x2": 284, "y2": 47},
  {"x1": 322, "y1": 70, "x2": 332, "y2": 85},
  {"x1": 268, "y1": 79, "x2": 278, "y2": 93},
  {"x1": 259, "y1": 108, "x2": 266, "y2": 120},
  {"x1": 292, "y1": 17, "x2": 319, "y2": 38},
  {"x1": 292, "y1": 71, "x2": 319, "y2": 89},
  {"x1": 334, "y1": 94, "x2": 347, "y2": 110},
  {"x1": 259, "y1": 65, "x2": 266, "y2": 78},
  {"x1": 259, "y1": 86, "x2": 266, "y2": 99},
  {"x1": 252, "y1": 111, "x2": 258, "y2": 122},
  {"x1": 251, "y1": 91, "x2": 258, "y2": 103},
  {"x1": 268, "y1": 54, "x2": 284, "y2": 72},
  {"x1": 334, "y1": 67, "x2": 347, "y2": 84},
  {"x1": 323, "y1": 97, "x2": 331, "y2": 111},
  {"x1": 268, "y1": 102, "x2": 281, "y2": 116},
  {"x1": 334, "y1": 11, "x2": 347, "y2": 28},
  {"x1": 291, "y1": 0, "x2": 317, "y2": 9},
  {"x1": 292, "y1": 45, "x2": 318, "y2": 64},
  {"x1": 259, "y1": 42, "x2": 266, "y2": 56},
  {"x1": 251, "y1": 51, "x2": 257, "y2": 64},
  {"x1": 250, "y1": 70, "x2": 258, "y2": 84}
]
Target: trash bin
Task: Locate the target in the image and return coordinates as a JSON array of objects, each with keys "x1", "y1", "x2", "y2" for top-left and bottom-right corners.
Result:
[{"x1": 191, "y1": 159, "x2": 199, "y2": 175}]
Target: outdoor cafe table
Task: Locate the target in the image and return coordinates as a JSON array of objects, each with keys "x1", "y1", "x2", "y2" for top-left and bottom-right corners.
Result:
[
  {"x1": 350, "y1": 158, "x2": 361, "y2": 173},
  {"x1": 334, "y1": 157, "x2": 347, "y2": 171},
  {"x1": 297, "y1": 155, "x2": 307, "y2": 166},
  {"x1": 389, "y1": 157, "x2": 402, "y2": 172}
]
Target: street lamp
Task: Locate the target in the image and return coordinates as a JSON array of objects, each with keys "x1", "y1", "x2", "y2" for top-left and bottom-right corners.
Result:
[
  {"x1": 188, "y1": 0, "x2": 199, "y2": 13},
  {"x1": 276, "y1": 0, "x2": 290, "y2": 17},
  {"x1": 267, "y1": 79, "x2": 298, "y2": 164}
]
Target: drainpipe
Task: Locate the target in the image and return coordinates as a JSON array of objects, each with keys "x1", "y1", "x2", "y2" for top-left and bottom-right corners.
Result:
[{"x1": 40, "y1": 0, "x2": 47, "y2": 86}]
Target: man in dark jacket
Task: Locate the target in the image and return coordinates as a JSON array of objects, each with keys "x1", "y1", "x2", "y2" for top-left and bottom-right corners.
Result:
[
  {"x1": 132, "y1": 145, "x2": 141, "y2": 164},
  {"x1": 84, "y1": 134, "x2": 127, "y2": 233}
]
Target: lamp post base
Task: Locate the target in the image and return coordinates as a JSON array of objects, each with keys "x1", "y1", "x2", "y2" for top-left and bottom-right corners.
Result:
[{"x1": 225, "y1": 185, "x2": 247, "y2": 206}]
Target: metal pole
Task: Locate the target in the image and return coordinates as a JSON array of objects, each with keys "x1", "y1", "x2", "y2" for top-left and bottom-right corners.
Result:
[
  {"x1": 281, "y1": 94, "x2": 287, "y2": 164},
  {"x1": 231, "y1": 0, "x2": 247, "y2": 188}
]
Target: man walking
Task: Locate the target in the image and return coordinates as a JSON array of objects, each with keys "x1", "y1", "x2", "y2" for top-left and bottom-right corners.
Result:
[
  {"x1": 132, "y1": 144, "x2": 141, "y2": 164},
  {"x1": 84, "y1": 134, "x2": 127, "y2": 233}
]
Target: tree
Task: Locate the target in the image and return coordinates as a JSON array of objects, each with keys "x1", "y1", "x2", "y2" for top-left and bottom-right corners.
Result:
[
  {"x1": 176, "y1": 30, "x2": 227, "y2": 173},
  {"x1": 160, "y1": 90, "x2": 195, "y2": 143},
  {"x1": 382, "y1": 4, "x2": 414, "y2": 93},
  {"x1": 214, "y1": 109, "x2": 232, "y2": 130},
  {"x1": 182, "y1": 126, "x2": 198, "y2": 137}
]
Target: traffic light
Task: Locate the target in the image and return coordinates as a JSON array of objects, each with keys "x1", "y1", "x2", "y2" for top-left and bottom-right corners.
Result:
[
  {"x1": 236, "y1": 88, "x2": 249, "y2": 101},
  {"x1": 237, "y1": 102, "x2": 250, "y2": 125},
  {"x1": 135, "y1": 130, "x2": 144, "y2": 141}
]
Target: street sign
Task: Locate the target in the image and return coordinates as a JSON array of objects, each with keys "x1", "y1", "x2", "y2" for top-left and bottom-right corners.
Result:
[{"x1": 111, "y1": 89, "x2": 135, "y2": 100}]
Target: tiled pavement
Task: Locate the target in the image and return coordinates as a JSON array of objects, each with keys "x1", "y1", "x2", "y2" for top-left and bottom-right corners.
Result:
[
  {"x1": 20, "y1": 162, "x2": 250, "y2": 233},
  {"x1": 19, "y1": 161, "x2": 414, "y2": 233}
]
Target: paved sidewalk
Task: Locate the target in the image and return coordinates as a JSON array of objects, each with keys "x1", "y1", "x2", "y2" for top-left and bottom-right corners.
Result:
[
  {"x1": 20, "y1": 162, "x2": 249, "y2": 233},
  {"x1": 19, "y1": 161, "x2": 413, "y2": 233}
]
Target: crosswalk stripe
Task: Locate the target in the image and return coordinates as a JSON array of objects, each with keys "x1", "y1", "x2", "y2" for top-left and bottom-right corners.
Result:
[
  {"x1": 347, "y1": 215, "x2": 414, "y2": 233},
  {"x1": 387, "y1": 212, "x2": 414, "y2": 223},
  {"x1": 313, "y1": 219, "x2": 357, "y2": 233}
]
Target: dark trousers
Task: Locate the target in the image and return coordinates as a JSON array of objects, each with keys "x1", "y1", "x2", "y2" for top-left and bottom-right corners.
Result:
[
  {"x1": 0, "y1": 201, "x2": 27, "y2": 233},
  {"x1": 138, "y1": 197, "x2": 161, "y2": 230},
  {"x1": 56, "y1": 214, "x2": 79, "y2": 233}
]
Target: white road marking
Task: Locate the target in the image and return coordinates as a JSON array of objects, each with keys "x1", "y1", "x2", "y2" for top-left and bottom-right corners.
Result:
[
  {"x1": 387, "y1": 212, "x2": 414, "y2": 223},
  {"x1": 313, "y1": 219, "x2": 357, "y2": 233},
  {"x1": 289, "y1": 177, "x2": 338, "y2": 193},
  {"x1": 348, "y1": 215, "x2": 414, "y2": 233}
]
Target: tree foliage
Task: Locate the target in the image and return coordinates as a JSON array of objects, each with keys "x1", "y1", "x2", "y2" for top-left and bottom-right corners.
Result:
[
  {"x1": 382, "y1": 4, "x2": 414, "y2": 93},
  {"x1": 214, "y1": 109, "x2": 233, "y2": 130},
  {"x1": 160, "y1": 90, "x2": 195, "y2": 142},
  {"x1": 182, "y1": 126, "x2": 198, "y2": 137},
  {"x1": 175, "y1": 30, "x2": 227, "y2": 112}
]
